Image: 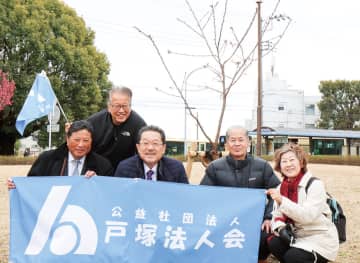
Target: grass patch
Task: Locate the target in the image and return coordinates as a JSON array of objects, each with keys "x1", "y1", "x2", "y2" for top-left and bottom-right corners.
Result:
[
  {"x1": 0, "y1": 156, "x2": 36, "y2": 165},
  {"x1": 1, "y1": 154, "x2": 359, "y2": 166}
]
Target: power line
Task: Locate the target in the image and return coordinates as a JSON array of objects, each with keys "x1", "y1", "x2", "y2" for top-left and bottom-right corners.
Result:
[{"x1": 80, "y1": 17, "x2": 206, "y2": 48}]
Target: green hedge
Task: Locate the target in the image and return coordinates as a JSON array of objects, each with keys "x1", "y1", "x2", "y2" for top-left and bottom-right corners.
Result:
[{"x1": 261, "y1": 155, "x2": 360, "y2": 166}]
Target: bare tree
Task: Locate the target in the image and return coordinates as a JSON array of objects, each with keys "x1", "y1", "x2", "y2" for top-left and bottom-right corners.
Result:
[{"x1": 135, "y1": 0, "x2": 291, "y2": 165}]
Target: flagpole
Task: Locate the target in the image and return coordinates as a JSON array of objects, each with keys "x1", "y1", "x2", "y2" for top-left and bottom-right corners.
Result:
[
  {"x1": 40, "y1": 70, "x2": 68, "y2": 124},
  {"x1": 48, "y1": 103, "x2": 53, "y2": 149},
  {"x1": 56, "y1": 100, "x2": 69, "y2": 123}
]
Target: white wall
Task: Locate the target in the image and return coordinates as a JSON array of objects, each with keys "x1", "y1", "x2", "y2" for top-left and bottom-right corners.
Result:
[{"x1": 248, "y1": 74, "x2": 320, "y2": 130}]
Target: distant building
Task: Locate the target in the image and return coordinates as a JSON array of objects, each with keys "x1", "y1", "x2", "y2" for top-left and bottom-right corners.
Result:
[
  {"x1": 165, "y1": 138, "x2": 209, "y2": 156},
  {"x1": 248, "y1": 127, "x2": 360, "y2": 156},
  {"x1": 247, "y1": 73, "x2": 321, "y2": 130},
  {"x1": 244, "y1": 72, "x2": 360, "y2": 156},
  {"x1": 18, "y1": 136, "x2": 42, "y2": 156}
]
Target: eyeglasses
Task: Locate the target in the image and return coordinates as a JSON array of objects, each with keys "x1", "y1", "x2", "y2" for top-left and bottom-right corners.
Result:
[
  {"x1": 110, "y1": 104, "x2": 130, "y2": 111},
  {"x1": 139, "y1": 141, "x2": 163, "y2": 148}
]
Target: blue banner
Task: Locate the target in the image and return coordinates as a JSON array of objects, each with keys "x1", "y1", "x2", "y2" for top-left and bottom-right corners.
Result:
[{"x1": 10, "y1": 176, "x2": 266, "y2": 263}]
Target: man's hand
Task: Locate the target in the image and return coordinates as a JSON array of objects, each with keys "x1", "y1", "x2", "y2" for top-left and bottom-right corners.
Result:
[
  {"x1": 84, "y1": 170, "x2": 97, "y2": 178},
  {"x1": 261, "y1": 219, "x2": 272, "y2": 233},
  {"x1": 65, "y1": 122, "x2": 72, "y2": 133},
  {"x1": 7, "y1": 178, "x2": 16, "y2": 190}
]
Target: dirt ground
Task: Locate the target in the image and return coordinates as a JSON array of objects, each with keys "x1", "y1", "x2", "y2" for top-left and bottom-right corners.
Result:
[{"x1": 0, "y1": 163, "x2": 359, "y2": 262}]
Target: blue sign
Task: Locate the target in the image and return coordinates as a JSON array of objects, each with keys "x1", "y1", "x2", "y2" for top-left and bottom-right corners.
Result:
[{"x1": 10, "y1": 176, "x2": 266, "y2": 262}]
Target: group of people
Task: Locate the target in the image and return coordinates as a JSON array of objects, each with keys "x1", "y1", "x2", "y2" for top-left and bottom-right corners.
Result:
[
  {"x1": 8, "y1": 86, "x2": 339, "y2": 262},
  {"x1": 200, "y1": 126, "x2": 339, "y2": 263}
]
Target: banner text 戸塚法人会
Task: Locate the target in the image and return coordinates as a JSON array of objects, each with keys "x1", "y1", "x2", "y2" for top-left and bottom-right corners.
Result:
[{"x1": 10, "y1": 176, "x2": 266, "y2": 263}]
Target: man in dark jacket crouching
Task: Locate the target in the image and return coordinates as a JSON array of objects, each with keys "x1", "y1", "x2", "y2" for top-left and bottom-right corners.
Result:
[{"x1": 200, "y1": 126, "x2": 280, "y2": 263}]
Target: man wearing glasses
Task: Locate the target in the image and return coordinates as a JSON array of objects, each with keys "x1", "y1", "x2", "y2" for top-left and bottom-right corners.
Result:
[
  {"x1": 87, "y1": 86, "x2": 146, "y2": 168},
  {"x1": 114, "y1": 125, "x2": 188, "y2": 184}
]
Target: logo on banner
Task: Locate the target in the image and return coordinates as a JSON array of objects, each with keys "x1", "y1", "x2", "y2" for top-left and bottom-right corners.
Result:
[{"x1": 25, "y1": 186, "x2": 98, "y2": 255}]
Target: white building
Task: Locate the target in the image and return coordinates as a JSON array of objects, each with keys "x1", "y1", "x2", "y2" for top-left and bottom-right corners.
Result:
[
  {"x1": 18, "y1": 134, "x2": 42, "y2": 156},
  {"x1": 247, "y1": 73, "x2": 320, "y2": 130}
]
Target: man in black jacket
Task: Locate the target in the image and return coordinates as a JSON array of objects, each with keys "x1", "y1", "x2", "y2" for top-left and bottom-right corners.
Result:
[
  {"x1": 87, "y1": 86, "x2": 146, "y2": 168},
  {"x1": 200, "y1": 126, "x2": 280, "y2": 263},
  {"x1": 8, "y1": 120, "x2": 113, "y2": 189},
  {"x1": 114, "y1": 125, "x2": 188, "y2": 184}
]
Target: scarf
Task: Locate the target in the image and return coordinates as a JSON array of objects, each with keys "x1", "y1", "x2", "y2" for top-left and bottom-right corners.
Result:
[{"x1": 276, "y1": 172, "x2": 305, "y2": 224}]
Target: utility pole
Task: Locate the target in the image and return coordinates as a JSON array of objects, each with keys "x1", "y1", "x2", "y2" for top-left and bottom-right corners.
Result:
[
  {"x1": 183, "y1": 67, "x2": 202, "y2": 158},
  {"x1": 196, "y1": 112, "x2": 199, "y2": 141},
  {"x1": 256, "y1": 0, "x2": 263, "y2": 156},
  {"x1": 184, "y1": 86, "x2": 187, "y2": 157}
]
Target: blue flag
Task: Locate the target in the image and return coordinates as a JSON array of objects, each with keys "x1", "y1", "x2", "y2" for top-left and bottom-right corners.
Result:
[
  {"x1": 10, "y1": 177, "x2": 266, "y2": 263},
  {"x1": 15, "y1": 73, "x2": 57, "y2": 136}
]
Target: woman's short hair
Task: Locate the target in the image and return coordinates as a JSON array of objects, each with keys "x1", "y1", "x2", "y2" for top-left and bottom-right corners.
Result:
[{"x1": 273, "y1": 143, "x2": 308, "y2": 174}]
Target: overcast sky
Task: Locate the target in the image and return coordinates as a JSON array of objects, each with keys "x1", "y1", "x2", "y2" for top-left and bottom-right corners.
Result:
[{"x1": 62, "y1": 0, "x2": 360, "y2": 140}]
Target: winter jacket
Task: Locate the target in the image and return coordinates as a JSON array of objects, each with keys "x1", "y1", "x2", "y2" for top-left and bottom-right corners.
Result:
[
  {"x1": 87, "y1": 109, "x2": 146, "y2": 168},
  {"x1": 271, "y1": 171, "x2": 339, "y2": 261},
  {"x1": 28, "y1": 143, "x2": 114, "y2": 177},
  {"x1": 200, "y1": 154, "x2": 280, "y2": 220},
  {"x1": 114, "y1": 154, "x2": 189, "y2": 184}
]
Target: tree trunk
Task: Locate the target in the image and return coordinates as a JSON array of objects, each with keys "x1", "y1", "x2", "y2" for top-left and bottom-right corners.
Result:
[{"x1": 0, "y1": 132, "x2": 16, "y2": 155}]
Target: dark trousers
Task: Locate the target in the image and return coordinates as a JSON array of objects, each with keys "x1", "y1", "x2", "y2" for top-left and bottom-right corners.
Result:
[
  {"x1": 268, "y1": 236, "x2": 329, "y2": 263},
  {"x1": 258, "y1": 230, "x2": 271, "y2": 260}
]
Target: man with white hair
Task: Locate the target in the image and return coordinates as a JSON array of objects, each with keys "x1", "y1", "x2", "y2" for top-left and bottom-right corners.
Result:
[
  {"x1": 87, "y1": 86, "x2": 146, "y2": 168},
  {"x1": 201, "y1": 125, "x2": 280, "y2": 263}
]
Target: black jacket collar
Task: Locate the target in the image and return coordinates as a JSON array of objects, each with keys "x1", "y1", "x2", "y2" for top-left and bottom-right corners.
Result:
[{"x1": 226, "y1": 154, "x2": 252, "y2": 170}]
